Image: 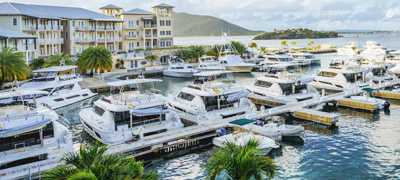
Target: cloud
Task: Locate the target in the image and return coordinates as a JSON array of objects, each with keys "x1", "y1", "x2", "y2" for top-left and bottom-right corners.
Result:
[{"x1": 7, "y1": 0, "x2": 400, "y2": 31}]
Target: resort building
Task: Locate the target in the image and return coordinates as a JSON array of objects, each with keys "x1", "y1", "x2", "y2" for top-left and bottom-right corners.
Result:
[
  {"x1": 0, "y1": 2, "x2": 123, "y2": 61},
  {"x1": 0, "y1": 28, "x2": 38, "y2": 63}
]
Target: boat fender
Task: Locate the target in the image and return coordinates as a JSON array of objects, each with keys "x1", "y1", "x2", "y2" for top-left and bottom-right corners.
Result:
[
  {"x1": 216, "y1": 128, "x2": 226, "y2": 136},
  {"x1": 384, "y1": 101, "x2": 390, "y2": 110}
]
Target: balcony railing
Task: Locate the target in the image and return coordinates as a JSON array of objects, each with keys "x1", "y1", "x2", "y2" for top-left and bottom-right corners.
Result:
[
  {"x1": 97, "y1": 38, "x2": 105, "y2": 42},
  {"x1": 97, "y1": 27, "x2": 105, "y2": 30},
  {"x1": 53, "y1": 38, "x2": 59, "y2": 43},
  {"x1": 115, "y1": 26, "x2": 121, "y2": 30},
  {"x1": 124, "y1": 52, "x2": 145, "y2": 58},
  {"x1": 142, "y1": 24, "x2": 157, "y2": 28},
  {"x1": 125, "y1": 35, "x2": 138, "y2": 39},
  {"x1": 144, "y1": 34, "x2": 152, "y2": 38},
  {"x1": 75, "y1": 26, "x2": 86, "y2": 31},
  {"x1": 27, "y1": 44, "x2": 35, "y2": 50},
  {"x1": 106, "y1": 37, "x2": 113, "y2": 41},
  {"x1": 45, "y1": 25, "x2": 51, "y2": 30},
  {"x1": 152, "y1": 34, "x2": 157, "y2": 38},
  {"x1": 38, "y1": 25, "x2": 44, "y2": 30},
  {"x1": 126, "y1": 25, "x2": 138, "y2": 29},
  {"x1": 39, "y1": 39, "x2": 45, "y2": 44},
  {"x1": 22, "y1": 25, "x2": 36, "y2": 31},
  {"x1": 106, "y1": 26, "x2": 113, "y2": 30},
  {"x1": 61, "y1": 38, "x2": 64, "y2": 44},
  {"x1": 60, "y1": 25, "x2": 64, "y2": 31},
  {"x1": 88, "y1": 26, "x2": 95, "y2": 31},
  {"x1": 17, "y1": 45, "x2": 26, "y2": 51},
  {"x1": 46, "y1": 39, "x2": 52, "y2": 44},
  {"x1": 114, "y1": 37, "x2": 122, "y2": 41},
  {"x1": 53, "y1": 25, "x2": 59, "y2": 30}
]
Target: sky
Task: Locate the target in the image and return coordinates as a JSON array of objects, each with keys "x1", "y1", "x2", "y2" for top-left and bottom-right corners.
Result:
[{"x1": 6, "y1": 0, "x2": 400, "y2": 32}]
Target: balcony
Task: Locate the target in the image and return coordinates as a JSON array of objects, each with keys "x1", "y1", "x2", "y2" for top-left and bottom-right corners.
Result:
[
  {"x1": 16, "y1": 44, "x2": 35, "y2": 51},
  {"x1": 39, "y1": 39, "x2": 45, "y2": 44},
  {"x1": 61, "y1": 38, "x2": 64, "y2": 44},
  {"x1": 106, "y1": 37, "x2": 113, "y2": 41},
  {"x1": 27, "y1": 44, "x2": 35, "y2": 50},
  {"x1": 45, "y1": 25, "x2": 51, "y2": 30},
  {"x1": 114, "y1": 37, "x2": 122, "y2": 41},
  {"x1": 60, "y1": 25, "x2": 64, "y2": 31},
  {"x1": 115, "y1": 26, "x2": 122, "y2": 30},
  {"x1": 125, "y1": 35, "x2": 138, "y2": 39},
  {"x1": 97, "y1": 38, "x2": 105, "y2": 42},
  {"x1": 152, "y1": 34, "x2": 157, "y2": 38},
  {"x1": 75, "y1": 26, "x2": 86, "y2": 31},
  {"x1": 88, "y1": 26, "x2": 96, "y2": 31},
  {"x1": 97, "y1": 27, "x2": 105, "y2": 31},
  {"x1": 126, "y1": 25, "x2": 138, "y2": 29},
  {"x1": 46, "y1": 39, "x2": 52, "y2": 44},
  {"x1": 38, "y1": 25, "x2": 45, "y2": 30},
  {"x1": 22, "y1": 25, "x2": 36, "y2": 31},
  {"x1": 53, "y1": 25, "x2": 59, "y2": 30},
  {"x1": 123, "y1": 52, "x2": 144, "y2": 58},
  {"x1": 143, "y1": 34, "x2": 152, "y2": 38},
  {"x1": 75, "y1": 38, "x2": 92, "y2": 43},
  {"x1": 53, "y1": 38, "x2": 59, "y2": 43},
  {"x1": 142, "y1": 24, "x2": 157, "y2": 28}
]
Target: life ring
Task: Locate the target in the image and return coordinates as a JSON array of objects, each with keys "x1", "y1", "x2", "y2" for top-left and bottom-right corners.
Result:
[{"x1": 127, "y1": 104, "x2": 135, "y2": 108}]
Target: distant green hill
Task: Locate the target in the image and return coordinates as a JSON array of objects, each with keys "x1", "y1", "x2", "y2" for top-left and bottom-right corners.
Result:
[{"x1": 172, "y1": 12, "x2": 264, "y2": 37}]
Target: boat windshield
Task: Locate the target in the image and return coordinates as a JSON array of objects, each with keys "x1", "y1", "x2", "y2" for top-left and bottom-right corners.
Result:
[
  {"x1": 110, "y1": 84, "x2": 138, "y2": 95},
  {"x1": 371, "y1": 68, "x2": 387, "y2": 76},
  {"x1": 226, "y1": 56, "x2": 244, "y2": 64},
  {"x1": 279, "y1": 83, "x2": 307, "y2": 95},
  {"x1": 201, "y1": 94, "x2": 239, "y2": 112}
]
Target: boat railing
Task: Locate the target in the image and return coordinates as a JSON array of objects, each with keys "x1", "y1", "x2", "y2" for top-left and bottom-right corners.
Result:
[
  {"x1": 57, "y1": 115, "x2": 71, "y2": 128},
  {"x1": 131, "y1": 117, "x2": 163, "y2": 127},
  {"x1": 0, "y1": 112, "x2": 44, "y2": 123}
]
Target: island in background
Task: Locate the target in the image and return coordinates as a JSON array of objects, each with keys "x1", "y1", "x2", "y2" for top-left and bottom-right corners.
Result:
[
  {"x1": 253, "y1": 28, "x2": 338, "y2": 40},
  {"x1": 172, "y1": 12, "x2": 264, "y2": 37}
]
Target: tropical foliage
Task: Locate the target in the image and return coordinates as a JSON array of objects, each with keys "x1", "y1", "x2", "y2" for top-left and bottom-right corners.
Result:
[
  {"x1": 43, "y1": 53, "x2": 74, "y2": 68},
  {"x1": 230, "y1": 41, "x2": 247, "y2": 54},
  {"x1": 188, "y1": 45, "x2": 206, "y2": 61},
  {"x1": 307, "y1": 41, "x2": 315, "y2": 49},
  {"x1": 206, "y1": 45, "x2": 224, "y2": 57},
  {"x1": 173, "y1": 49, "x2": 194, "y2": 61},
  {"x1": 205, "y1": 139, "x2": 278, "y2": 180},
  {"x1": 0, "y1": 46, "x2": 31, "y2": 88},
  {"x1": 248, "y1": 42, "x2": 258, "y2": 52},
  {"x1": 114, "y1": 59, "x2": 125, "y2": 69},
  {"x1": 290, "y1": 41, "x2": 297, "y2": 46},
  {"x1": 254, "y1": 28, "x2": 338, "y2": 40},
  {"x1": 145, "y1": 55, "x2": 158, "y2": 66},
  {"x1": 77, "y1": 46, "x2": 113, "y2": 75},
  {"x1": 280, "y1": 39, "x2": 288, "y2": 47},
  {"x1": 42, "y1": 143, "x2": 160, "y2": 180},
  {"x1": 259, "y1": 46, "x2": 267, "y2": 54},
  {"x1": 29, "y1": 58, "x2": 45, "y2": 70}
]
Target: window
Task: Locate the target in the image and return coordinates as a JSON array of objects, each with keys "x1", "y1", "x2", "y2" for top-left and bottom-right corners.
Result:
[
  {"x1": 317, "y1": 71, "x2": 337, "y2": 77},
  {"x1": 137, "y1": 42, "x2": 139, "y2": 47},
  {"x1": 66, "y1": 95, "x2": 80, "y2": 99},
  {"x1": 160, "y1": 31, "x2": 165, "y2": 36},
  {"x1": 54, "y1": 98, "x2": 64, "y2": 102},
  {"x1": 160, "y1": 41, "x2": 165, "y2": 47},
  {"x1": 65, "y1": 33, "x2": 68, "y2": 39},
  {"x1": 93, "y1": 106, "x2": 105, "y2": 116},
  {"x1": 160, "y1": 20, "x2": 165, "y2": 26},
  {"x1": 136, "y1": 20, "x2": 139, "y2": 25},
  {"x1": 128, "y1": 42, "x2": 134, "y2": 50},
  {"x1": 128, "y1": 21, "x2": 134, "y2": 28},
  {"x1": 72, "y1": 20, "x2": 75, "y2": 27},
  {"x1": 166, "y1": 20, "x2": 171, "y2": 26},
  {"x1": 72, "y1": 33, "x2": 76, "y2": 39},
  {"x1": 73, "y1": 47, "x2": 76, "y2": 53},
  {"x1": 255, "y1": 81, "x2": 272, "y2": 87},
  {"x1": 82, "y1": 94, "x2": 89, "y2": 97},
  {"x1": 136, "y1": 31, "x2": 139, "y2": 36},
  {"x1": 12, "y1": 18, "x2": 17, "y2": 26},
  {"x1": 146, "y1": 42, "x2": 150, "y2": 47},
  {"x1": 166, "y1": 31, "x2": 171, "y2": 35},
  {"x1": 166, "y1": 41, "x2": 172, "y2": 47},
  {"x1": 178, "y1": 92, "x2": 195, "y2": 101}
]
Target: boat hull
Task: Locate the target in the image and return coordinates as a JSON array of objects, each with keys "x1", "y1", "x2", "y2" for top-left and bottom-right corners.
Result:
[
  {"x1": 35, "y1": 89, "x2": 97, "y2": 110},
  {"x1": 163, "y1": 70, "x2": 195, "y2": 77}
]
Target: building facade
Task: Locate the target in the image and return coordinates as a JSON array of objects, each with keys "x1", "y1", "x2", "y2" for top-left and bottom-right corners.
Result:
[{"x1": 0, "y1": 2, "x2": 175, "y2": 67}]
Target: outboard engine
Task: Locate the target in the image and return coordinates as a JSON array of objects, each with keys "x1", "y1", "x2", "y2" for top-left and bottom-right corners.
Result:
[
  {"x1": 216, "y1": 128, "x2": 226, "y2": 136},
  {"x1": 384, "y1": 100, "x2": 390, "y2": 110},
  {"x1": 256, "y1": 120, "x2": 264, "y2": 126}
]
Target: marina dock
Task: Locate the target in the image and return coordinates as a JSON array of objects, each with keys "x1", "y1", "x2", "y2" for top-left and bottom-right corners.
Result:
[
  {"x1": 104, "y1": 79, "x2": 400, "y2": 157},
  {"x1": 338, "y1": 98, "x2": 379, "y2": 112}
]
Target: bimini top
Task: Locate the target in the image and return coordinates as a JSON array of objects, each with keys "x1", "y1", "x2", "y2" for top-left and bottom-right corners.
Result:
[
  {"x1": 33, "y1": 66, "x2": 77, "y2": 73},
  {"x1": 0, "y1": 90, "x2": 49, "y2": 99},
  {"x1": 193, "y1": 70, "x2": 237, "y2": 77},
  {"x1": 0, "y1": 119, "x2": 51, "y2": 137},
  {"x1": 229, "y1": 118, "x2": 256, "y2": 126},
  {"x1": 107, "y1": 79, "x2": 162, "y2": 87}
]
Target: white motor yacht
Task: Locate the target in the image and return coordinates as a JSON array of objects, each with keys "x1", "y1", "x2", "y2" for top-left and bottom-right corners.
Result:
[
  {"x1": 79, "y1": 78, "x2": 184, "y2": 146},
  {"x1": 286, "y1": 51, "x2": 320, "y2": 65},
  {"x1": 17, "y1": 66, "x2": 97, "y2": 109},
  {"x1": 337, "y1": 42, "x2": 361, "y2": 55},
  {"x1": 361, "y1": 41, "x2": 387, "y2": 55},
  {"x1": 167, "y1": 71, "x2": 255, "y2": 125},
  {"x1": 213, "y1": 131, "x2": 279, "y2": 155},
  {"x1": 0, "y1": 90, "x2": 73, "y2": 179},
  {"x1": 308, "y1": 57, "x2": 373, "y2": 91},
  {"x1": 385, "y1": 51, "x2": 400, "y2": 75},
  {"x1": 196, "y1": 55, "x2": 226, "y2": 72},
  {"x1": 163, "y1": 58, "x2": 198, "y2": 77},
  {"x1": 217, "y1": 34, "x2": 255, "y2": 72},
  {"x1": 361, "y1": 54, "x2": 397, "y2": 82},
  {"x1": 258, "y1": 54, "x2": 299, "y2": 71},
  {"x1": 246, "y1": 65, "x2": 318, "y2": 103}
]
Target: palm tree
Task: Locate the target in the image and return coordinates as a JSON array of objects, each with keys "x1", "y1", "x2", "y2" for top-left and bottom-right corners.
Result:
[
  {"x1": 145, "y1": 54, "x2": 158, "y2": 66},
  {"x1": 307, "y1": 40, "x2": 315, "y2": 50},
  {"x1": 173, "y1": 49, "x2": 193, "y2": 61},
  {"x1": 0, "y1": 46, "x2": 31, "y2": 89},
  {"x1": 259, "y1": 46, "x2": 267, "y2": 54},
  {"x1": 230, "y1": 41, "x2": 247, "y2": 54},
  {"x1": 248, "y1": 42, "x2": 258, "y2": 52},
  {"x1": 42, "y1": 143, "x2": 160, "y2": 180},
  {"x1": 205, "y1": 139, "x2": 278, "y2": 180},
  {"x1": 189, "y1": 45, "x2": 205, "y2": 62},
  {"x1": 206, "y1": 45, "x2": 224, "y2": 57},
  {"x1": 291, "y1": 41, "x2": 297, "y2": 47},
  {"x1": 78, "y1": 46, "x2": 113, "y2": 76},
  {"x1": 43, "y1": 53, "x2": 74, "y2": 68},
  {"x1": 280, "y1": 39, "x2": 288, "y2": 47},
  {"x1": 29, "y1": 58, "x2": 45, "y2": 70}
]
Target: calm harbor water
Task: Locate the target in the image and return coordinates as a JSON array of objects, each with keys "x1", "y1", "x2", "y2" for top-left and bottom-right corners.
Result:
[{"x1": 60, "y1": 35, "x2": 400, "y2": 179}]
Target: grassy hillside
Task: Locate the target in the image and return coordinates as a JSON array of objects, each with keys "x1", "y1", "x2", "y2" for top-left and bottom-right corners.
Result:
[
  {"x1": 254, "y1": 29, "x2": 338, "y2": 40},
  {"x1": 172, "y1": 12, "x2": 264, "y2": 37}
]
